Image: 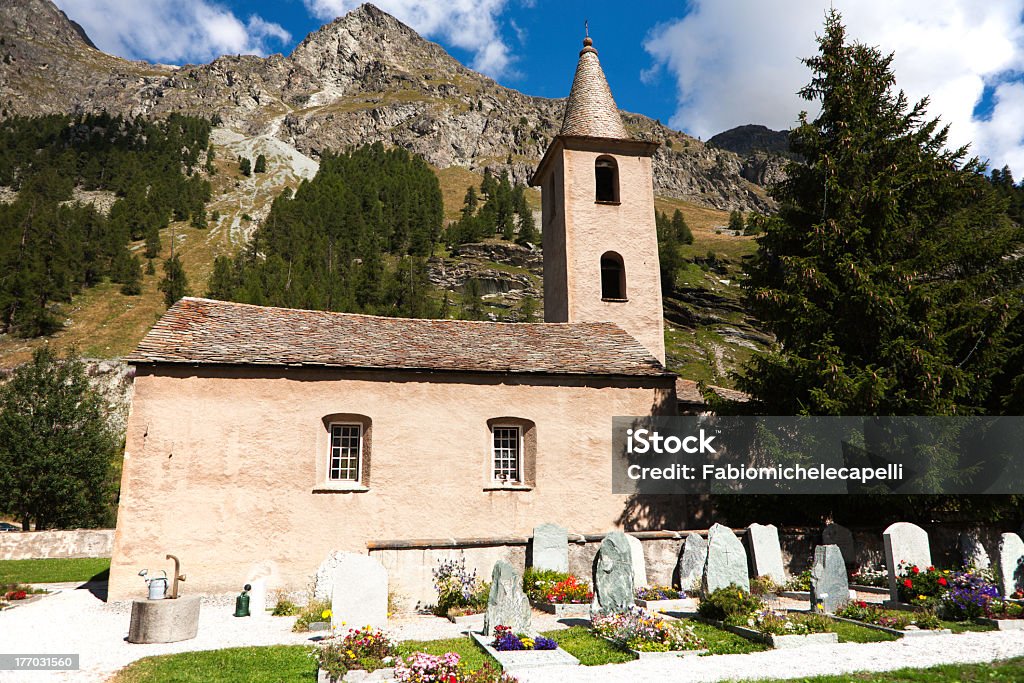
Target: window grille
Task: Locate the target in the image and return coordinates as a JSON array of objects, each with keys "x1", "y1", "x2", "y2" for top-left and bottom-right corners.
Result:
[
  {"x1": 492, "y1": 426, "x2": 521, "y2": 482},
  {"x1": 329, "y1": 424, "x2": 362, "y2": 481}
]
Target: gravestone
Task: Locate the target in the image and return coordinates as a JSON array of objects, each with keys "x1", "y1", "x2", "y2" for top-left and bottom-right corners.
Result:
[
  {"x1": 592, "y1": 532, "x2": 634, "y2": 614},
  {"x1": 882, "y1": 522, "x2": 932, "y2": 602},
  {"x1": 483, "y1": 560, "x2": 531, "y2": 636},
  {"x1": 532, "y1": 523, "x2": 569, "y2": 573},
  {"x1": 678, "y1": 533, "x2": 708, "y2": 593},
  {"x1": 958, "y1": 531, "x2": 991, "y2": 570},
  {"x1": 747, "y1": 523, "x2": 785, "y2": 584},
  {"x1": 247, "y1": 577, "x2": 267, "y2": 618},
  {"x1": 810, "y1": 545, "x2": 849, "y2": 613},
  {"x1": 996, "y1": 532, "x2": 1024, "y2": 599},
  {"x1": 625, "y1": 534, "x2": 649, "y2": 588},
  {"x1": 330, "y1": 553, "x2": 388, "y2": 629},
  {"x1": 822, "y1": 523, "x2": 857, "y2": 571},
  {"x1": 702, "y1": 523, "x2": 749, "y2": 595}
]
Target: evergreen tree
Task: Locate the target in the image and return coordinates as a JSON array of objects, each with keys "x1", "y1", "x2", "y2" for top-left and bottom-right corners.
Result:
[
  {"x1": 657, "y1": 211, "x2": 685, "y2": 294},
  {"x1": 254, "y1": 154, "x2": 267, "y2": 174},
  {"x1": 461, "y1": 278, "x2": 485, "y2": 320},
  {"x1": 728, "y1": 209, "x2": 745, "y2": 232},
  {"x1": 144, "y1": 225, "x2": 161, "y2": 259},
  {"x1": 0, "y1": 348, "x2": 118, "y2": 530},
  {"x1": 737, "y1": 11, "x2": 1024, "y2": 415},
  {"x1": 239, "y1": 157, "x2": 251, "y2": 177},
  {"x1": 145, "y1": 259, "x2": 156, "y2": 276},
  {"x1": 672, "y1": 209, "x2": 694, "y2": 245},
  {"x1": 519, "y1": 295, "x2": 538, "y2": 322},
  {"x1": 120, "y1": 255, "x2": 143, "y2": 296},
  {"x1": 206, "y1": 256, "x2": 235, "y2": 301},
  {"x1": 159, "y1": 254, "x2": 190, "y2": 307}
]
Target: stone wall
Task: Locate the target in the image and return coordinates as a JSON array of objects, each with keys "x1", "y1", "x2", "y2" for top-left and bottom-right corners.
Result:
[{"x1": 0, "y1": 529, "x2": 114, "y2": 560}]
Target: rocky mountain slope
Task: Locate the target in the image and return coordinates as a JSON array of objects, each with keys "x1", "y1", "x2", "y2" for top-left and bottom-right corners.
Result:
[{"x1": 0, "y1": 0, "x2": 773, "y2": 212}]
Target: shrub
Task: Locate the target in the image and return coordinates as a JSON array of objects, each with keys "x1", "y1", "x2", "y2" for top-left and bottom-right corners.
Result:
[
  {"x1": 784, "y1": 570, "x2": 812, "y2": 592},
  {"x1": 895, "y1": 562, "x2": 949, "y2": 607},
  {"x1": 433, "y1": 557, "x2": 482, "y2": 616},
  {"x1": 697, "y1": 585, "x2": 763, "y2": 621},
  {"x1": 849, "y1": 565, "x2": 888, "y2": 587},
  {"x1": 271, "y1": 599, "x2": 298, "y2": 616},
  {"x1": 750, "y1": 575, "x2": 781, "y2": 596}
]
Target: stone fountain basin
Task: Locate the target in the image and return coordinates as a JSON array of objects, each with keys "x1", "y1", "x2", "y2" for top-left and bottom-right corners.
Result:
[{"x1": 128, "y1": 596, "x2": 200, "y2": 643}]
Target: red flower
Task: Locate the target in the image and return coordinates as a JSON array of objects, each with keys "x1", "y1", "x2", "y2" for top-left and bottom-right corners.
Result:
[
  {"x1": 938, "y1": 578, "x2": 947, "y2": 586},
  {"x1": 911, "y1": 566, "x2": 920, "y2": 574},
  {"x1": 904, "y1": 579, "x2": 913, "y2": 588},
  {"x1": 447, "y1": 676, "x2": 457, "y2": 683},
  {"x1": 927, "y1": 566, "x2": 935, "y2": 572}
]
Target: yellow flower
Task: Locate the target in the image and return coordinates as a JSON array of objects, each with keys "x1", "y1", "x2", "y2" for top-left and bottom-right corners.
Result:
[
  {"x1": 918, "y1": 595, "x2": 926, "y2": 600},
  {"x1": 322, "y1": 609, "x2": 333, "y2": 619}
]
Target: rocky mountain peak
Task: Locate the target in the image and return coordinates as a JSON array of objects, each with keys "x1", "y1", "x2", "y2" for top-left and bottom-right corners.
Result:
[{"x1": 1, "y1": 0, "x2": 97, "y2": 50}]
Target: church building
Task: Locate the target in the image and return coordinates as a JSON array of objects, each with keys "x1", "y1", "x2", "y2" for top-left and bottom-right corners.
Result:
[{"x1": 107, "y1": 36, "x2": 678, "y2": 601}]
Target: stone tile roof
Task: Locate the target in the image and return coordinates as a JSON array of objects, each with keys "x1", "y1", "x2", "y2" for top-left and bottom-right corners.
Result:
[
  {"x1": 126, "y1": 298, "x2": 672, "y2": 377},
  {"x1": 560, "y1": 37, "x2": 631, "y2": 140}
]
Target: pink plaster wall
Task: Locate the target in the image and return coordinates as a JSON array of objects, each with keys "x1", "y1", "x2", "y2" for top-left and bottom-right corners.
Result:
[
  {"x1": 537, "y1": 138, "x2": 665, "y2": 363},
  {"x1": 108, "y1": 366, "x2": 675, "y2": 601}
]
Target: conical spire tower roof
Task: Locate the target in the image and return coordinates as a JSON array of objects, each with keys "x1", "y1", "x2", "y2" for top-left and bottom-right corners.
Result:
[{"x1": 559, "y1": 36, "x2": 630, "y2": 140}]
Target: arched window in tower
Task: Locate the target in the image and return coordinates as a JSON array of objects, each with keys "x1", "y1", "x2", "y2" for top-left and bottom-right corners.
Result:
[
  {"x1": 601, "y1": 252, "x2": 626, "y2": 301},
  {"x1": 595, "y1": 156, "x2": 619, "y2": 203}
]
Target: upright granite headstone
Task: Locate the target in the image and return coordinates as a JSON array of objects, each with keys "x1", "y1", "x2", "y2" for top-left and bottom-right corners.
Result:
[
  {"x1": 330, "y1": 553, "x2": 388, "y2": 629},
  {"x1": 822, "y1": 523, "x2": 857, "y2": 571},
  {"x1": 702, "y1": 523, "x2": 749, "y2": 595},
  {"x1": 678, "y1": 533, "x2": 708, "y2": 593},
  {"x1": 625, "y1": 534, "x2": 649, "y2": 588},
  {"x1": 483, "y1": 560, "x2": 531, "y2": 636},
  {"x1": 747, "y1": 523, "x2": 786, "y2": 584},
  {"x1": 592, "y1": 532, "x2": 635, "y2": 614},
  {"x1": 883, "y1": 522, "x2": 932, "y2": 602},
  {"x1": 532, "y1": 523, "x2": 569, "y2": 573},
  {"x1": 810, "y1": 545, "x2": 849, "y2": 613},
  {"x1": 996, "y1": 532, "x2": 1024, "y2": 599},
  {"x1": 959, "y1": 531, "x2": 991, "y2": 570}
]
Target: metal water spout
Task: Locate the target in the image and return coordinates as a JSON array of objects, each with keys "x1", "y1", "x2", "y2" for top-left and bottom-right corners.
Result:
[{"x1": 166, "y1": 554, "x2": 186, "y2": 599}]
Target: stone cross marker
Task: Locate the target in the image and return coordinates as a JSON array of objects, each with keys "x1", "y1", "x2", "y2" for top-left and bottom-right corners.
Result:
[
  {"x1": 625, "y1": 534, "x2": 649, "y2": 588},
  {"x1": 592, "y1": 532, "x2": 635, "y2": 614},
  {"x1": 959, "y1": 531, "x2": 991, "y2": 571},
  {"x1": 822, "y1": 523, "x2": 857, "y2": 572},
  {"x1": 996, "y1": 532, "x2": 1024, "y2": 599},
  {"x1": 702, "y1": 523, "x2": 749, "y2": 595},
  {"x1": 330, "y1": 553, "x2": 388, "y2": 629},
  {"x1": 532, "y1": 523, "x2": 569, "y2": 573},
  {"x1": 810, "y1": 545, "x2": 849, "y2": 613},
  {"x1": 747, "y1": 523, "x2": 786, "y2": 584},
  {"x1": 882, "y1": 522, "x2": 932, "y2": 603},
  {"x1": 678, "y1": 533, "x2": 708, "y2": 593},
  {"x1": 483, "y1": 560, "x2": 531, "y2": 636}
]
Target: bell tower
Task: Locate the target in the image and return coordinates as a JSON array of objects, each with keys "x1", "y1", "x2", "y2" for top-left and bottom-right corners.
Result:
[{"x1": 531, "y1": 35, "x2": 665, "y2": 364}]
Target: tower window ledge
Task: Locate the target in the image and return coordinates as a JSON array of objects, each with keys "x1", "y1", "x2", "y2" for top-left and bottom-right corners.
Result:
[
  {"x1": 601, "y1": 297, "x2": 629, "y2": 302},
  {"x1": 594, "y1": 200, "x2": 621, "y2": 206}
]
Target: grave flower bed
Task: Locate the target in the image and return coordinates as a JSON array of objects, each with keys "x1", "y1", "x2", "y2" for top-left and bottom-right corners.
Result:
[
  {"x1": 941, "y1": 572, "x2": 999, "y2": 620},
  {"x1": 978, "y1": 599, "x2": 1024, "y2": 630},
  {"x1": 835, "y1": 600, "x2": 944, "y2": 632},
  {"x1": 735, "y1": 609, "x2": 832, "y2": 636},
  {"x1": 849, "y1": 564, "x2": 888, "y2": 590},
  {"x1": 522, "y1": 568, "x2": 592, "y2": 616},
  {"x1": 432, "y1": 558, "x2": 489, "y2": 621},
  {"x1": 313, "y1": 626, "x2": 398, "y2": 682},
  {"x1": 895, "y1": 562, "x2": 948, "y2": 608},
  {"x1": 591, "y1": 607, "x2": 706, "y2": 654},
  {"x1": 635, "y1": 585, "x2": 693, "y2": 612},
  {"x1": 492, "y1": 625, "x2": 558, "y2": 651},
  {"x1": 394, "y1": 652, "x2": 460, "y2": 682}
]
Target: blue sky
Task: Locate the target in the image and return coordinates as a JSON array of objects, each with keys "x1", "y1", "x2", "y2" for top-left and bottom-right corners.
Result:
[{"x1": 56, "y1": 1, "x2": 1024, "y2": 171}]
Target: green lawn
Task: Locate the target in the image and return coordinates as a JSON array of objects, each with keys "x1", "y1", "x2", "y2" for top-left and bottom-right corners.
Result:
[
  {"x1": 112, "y1": 638, "x2": 495, "y2": 683},
  {"x1": 540, "y1": 626, "x2": 635, "y2": 665},
  {"x1": 0, "y1": 557, "x2": 110, "y2": 584},
  {"x1": 828, "y1": 620, "x2": 898, "y2": 643},
  {"x1": 745, "y1": 657, "x2": 1024, "y2": 682}
]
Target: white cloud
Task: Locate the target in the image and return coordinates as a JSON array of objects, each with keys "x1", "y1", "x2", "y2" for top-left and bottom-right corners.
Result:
[
  {"x1": 56, "y1": 0, "x2": 291, "y2": 64},
  {"x1": 304, "y1": 0, "x2": 516, "y2": 78},
  {"x1": 643, "y1": 1, "x2": 1024, "y2": 170}
]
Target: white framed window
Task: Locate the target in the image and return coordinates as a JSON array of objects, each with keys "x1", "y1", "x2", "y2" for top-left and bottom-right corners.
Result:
[
  {"x1": 492, "y1": 425, "x2": 522, "y2": 483},
  {"x1": 328, "y1": 423, "x2": 362, "y2": 482}
]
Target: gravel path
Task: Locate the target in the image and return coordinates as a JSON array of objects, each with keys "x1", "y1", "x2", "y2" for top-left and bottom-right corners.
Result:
[{"x1": 1, "y1": 587, "x2": 1022, "y2": 682}]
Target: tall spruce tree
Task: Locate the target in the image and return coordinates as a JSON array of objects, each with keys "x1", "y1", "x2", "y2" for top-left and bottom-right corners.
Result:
[
  {"x1": 159, "y1": 254, "x2": 190, "y2": 307},
  {"x1": 738, "y1": 11, "x2": 1024, "y2": 415},
  {"x1": 0, "y1": 348, "x2": 118, "y2": 529}
]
